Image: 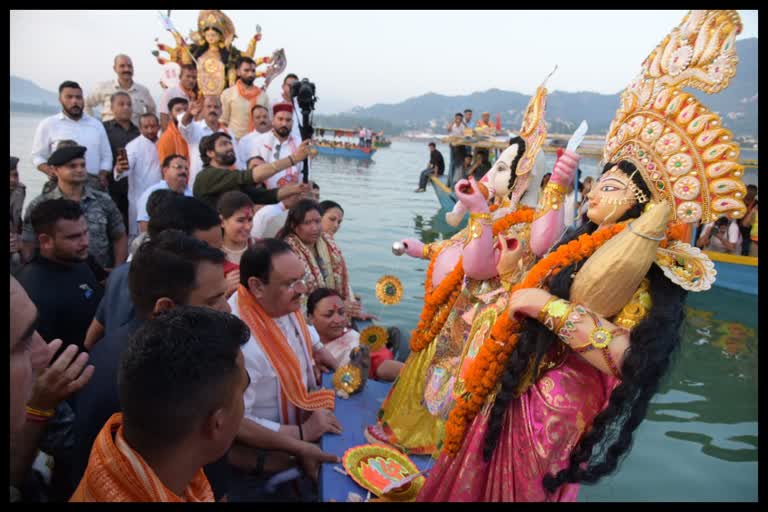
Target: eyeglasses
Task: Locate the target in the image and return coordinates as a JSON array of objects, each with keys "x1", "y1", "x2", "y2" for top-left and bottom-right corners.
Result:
[
  {"x1": 274, "y1": 143, "x2": 282, "y2": 161},
  {"x1": 285, "y1": 276, "x2": 307, "y2": 292}
]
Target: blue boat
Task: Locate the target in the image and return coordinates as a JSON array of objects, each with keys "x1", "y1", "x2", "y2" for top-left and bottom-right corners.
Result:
[
  {"x1": 315, "y1": 145, "x2": 376, "y2": 160},
  {"x1": 704, "y1": 251, "x2": 758, "y2": 296}
]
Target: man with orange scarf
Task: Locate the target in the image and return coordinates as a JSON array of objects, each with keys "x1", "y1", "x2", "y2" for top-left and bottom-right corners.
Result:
[
  {"x1": 220, "y1": 57, "x2": 270, "y2": 141},
  {"x1": 71, "y1": 307, "x2": 250, "y2": 502},
  {"x1": 228, "y1": 238, "x2": 341, "y2": 500},
  {"x1": 156, "y1": 97, "x2": 190, "y2": 165}
]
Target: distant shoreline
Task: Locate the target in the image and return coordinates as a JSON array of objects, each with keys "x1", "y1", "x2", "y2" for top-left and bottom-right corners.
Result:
[{"x1": 11, "y1": 103, "x2": 59, "y2": 115}]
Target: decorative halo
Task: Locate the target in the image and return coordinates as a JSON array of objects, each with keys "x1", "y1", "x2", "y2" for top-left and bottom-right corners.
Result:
[
  {"x1": 359, "y1": 325, "x2": 388, "y2": 352},
  {"x1": 375, "y1": 275, "x2": 403, "y2": 305},
  {"x1": 342, "y1": 444, "x2": 425, "y2": 500},
  {"x1": 333, "y1": 364, "x2": 363, "y2": 395}
]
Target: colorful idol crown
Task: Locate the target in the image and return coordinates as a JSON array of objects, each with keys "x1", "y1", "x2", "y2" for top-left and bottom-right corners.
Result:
[{"x1": 602, "y1": 10, "x2": 746, "y2": 224}]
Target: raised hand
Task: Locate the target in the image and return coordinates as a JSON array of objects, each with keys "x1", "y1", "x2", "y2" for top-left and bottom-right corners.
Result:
[
  {"x1": 454, "y1": 176, "x2": 489, "y2": 213},
  {"x1": 28, "y1": 341, "x2": 95, "y2": 411}
]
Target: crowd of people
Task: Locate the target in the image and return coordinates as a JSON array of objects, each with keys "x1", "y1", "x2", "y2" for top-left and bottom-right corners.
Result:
[{"x1": 9, "y1": 48, "x2": 401, "y2": 503}]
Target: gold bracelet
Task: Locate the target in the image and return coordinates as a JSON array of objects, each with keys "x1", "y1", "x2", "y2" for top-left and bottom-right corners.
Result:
[
  {"x1": 422, "y1": 244, "x2": 432, "y2": 259},
  {"x1": 534, "y1": 181, "x2": 568, "y2": 221},
  {"x1": 538, "y1": 297, "x2": 571, "y2": 332},
  {"x1": 465, "y1": 212, "x2": 492, "y2": 246}
]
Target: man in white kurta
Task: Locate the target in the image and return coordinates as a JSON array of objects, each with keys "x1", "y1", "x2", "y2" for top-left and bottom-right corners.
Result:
[
  {"x1": 177, "y1": 96, "x2": 244, "y2": 190},
  {"x1": 115, "y1": 114, "x2": 162, "y2": 239},
  {"x1": 229, "y1": 240, "x2": 341, "y2": 441}
]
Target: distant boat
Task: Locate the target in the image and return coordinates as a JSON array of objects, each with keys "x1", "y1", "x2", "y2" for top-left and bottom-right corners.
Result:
[{"x1": 313, "y1": 126, "x2": 377, "y2": 160}]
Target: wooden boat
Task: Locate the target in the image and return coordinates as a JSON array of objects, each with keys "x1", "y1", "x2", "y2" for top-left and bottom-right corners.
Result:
[
  {"x1": 314, "y1": 126, "x2": 377, "y2": 160},
  {"x1": 704, "y1": 251, "x2": 758, "y2": 296}
]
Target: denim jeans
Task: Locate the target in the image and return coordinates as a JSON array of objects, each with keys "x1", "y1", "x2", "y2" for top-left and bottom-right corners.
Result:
[{"x1": 418, "y1": 167, "x2": 434, "y2": 189}]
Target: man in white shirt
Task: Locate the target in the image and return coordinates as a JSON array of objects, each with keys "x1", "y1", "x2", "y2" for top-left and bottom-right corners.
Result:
[
  {"x1": 697, "y1": 218, "x2": 742, "y2": 255},
  {"x1": 178, "y1": 96, "x2": 244, "y2": 189},
  {"x1": 158, "y1": 64, "x2": 200, "y2": 132},
  {"x1": 247, "y1": 103, "x2": 303, "y2": 189},
  {"x1": 230, "y1": 238, "x2": 340, "y2": 441},
  {"x1": 220, "y1": 57, "x2": 271, "y2": 141},
  {"x1": 31, "y1": 81, "x2": 113, "y2": 192},
  {"x1": 250, "y1": 172, "x2": 309, "y2": 239},
  {"x1": 237, "y1": 105, "x2": 271, "y2": 164},
  {"x1": 85, "y1": 54, "x2": 157, "y2": 127},
  {"x1": 136, "y1": 155, "x2": 192, "y2": 233},
  {"x1": 114, "y1": 114, "x2": 162, "y2": 238}
]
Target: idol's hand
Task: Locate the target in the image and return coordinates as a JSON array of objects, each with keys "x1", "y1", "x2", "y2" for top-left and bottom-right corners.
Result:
[
  {"x1": 400, "y1": 238, "x2": 424, "y2": 259},
  {"x1": 454, "y1": 176, "x2": 489, "y2": 214},
  {"x1": 551, "y1": 150, "x2": 580, "y2": 187},
  {"x1": 495, "y1": 233, "x2": 525, "y2": 278},
  {"x1": 507, "y1": 288, "x2": 554, "y2": 323}
]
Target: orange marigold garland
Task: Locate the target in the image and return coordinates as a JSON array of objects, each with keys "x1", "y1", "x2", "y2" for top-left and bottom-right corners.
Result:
[
  {"x1": 409, "y1": 207, "x2": 535, "y2": 353},
  {"x1": 442, "y1": 221, "x2": 687, "y2": 455}
]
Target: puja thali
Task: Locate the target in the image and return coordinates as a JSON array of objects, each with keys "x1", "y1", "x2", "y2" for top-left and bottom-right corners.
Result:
[{"x1": 342, "y1": 444, "x2": 425, "y2": 501}]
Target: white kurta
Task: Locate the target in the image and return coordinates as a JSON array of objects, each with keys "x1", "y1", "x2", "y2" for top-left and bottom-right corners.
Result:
[
  {"x1": 135, "y1": 180, "x2": 193, "y2": 224},
  {"x1": 116, "y1": 135, "x2": 161, "y2": 237},
  {"x1": 251, "y1": 202, "x2": 288, "y2": 239},
  {"x1": 229, "y1": 294, "x2": 322, "y2": 431},
  {"x1": 31, "y1": 112, "x2": 113, "y2": 176},
  {"x1": 176, "y1": 114, "x2": 244, "y2": 190}
]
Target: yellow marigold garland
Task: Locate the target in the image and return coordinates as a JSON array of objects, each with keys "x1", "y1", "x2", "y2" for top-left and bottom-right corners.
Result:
[
  {"x1": 442, "y1": 221, "x2": 688, "y2": 455},
  {"x1": 409, "y1": 207, "x2": 535, "y2": 353}
]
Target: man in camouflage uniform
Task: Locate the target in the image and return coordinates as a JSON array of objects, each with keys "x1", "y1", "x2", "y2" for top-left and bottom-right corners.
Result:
[{"x1": 22, "y1": 146, "x2": 127, "y2": 272}]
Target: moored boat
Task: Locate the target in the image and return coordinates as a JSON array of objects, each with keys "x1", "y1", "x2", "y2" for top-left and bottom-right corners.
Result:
[{"x1": 314, "y1": 127, "x2": 377, "y2": 160}]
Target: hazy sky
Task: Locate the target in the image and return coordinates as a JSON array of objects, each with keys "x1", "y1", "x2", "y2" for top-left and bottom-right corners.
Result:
[{"x1": 10, "y1": 10, "x2": 758, "y2": 114}]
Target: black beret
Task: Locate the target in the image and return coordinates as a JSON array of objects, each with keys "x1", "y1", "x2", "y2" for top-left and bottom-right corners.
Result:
[
  {"x1": 47, "y1": 146, "x2": 87, "y2": 166},
  {"x1": 10, "y1": 156, "x2": 19, "y2": 170}
]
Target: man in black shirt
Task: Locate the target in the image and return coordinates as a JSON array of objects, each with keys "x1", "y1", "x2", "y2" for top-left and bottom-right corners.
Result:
[
  {"x1": 16, "y1": 198, "x2": 104, "y2": 356},
  {"x1": 102, "y1": 92, "x2": 139, "y2": 232},
  {"x1": 415, "y1": 142, "x2": 445, "y2": 192}
]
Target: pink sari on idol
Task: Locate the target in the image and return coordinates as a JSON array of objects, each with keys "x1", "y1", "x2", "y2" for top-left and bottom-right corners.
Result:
[{"x1": 418, "y1": 352, "x2": 618, "y2": 502}]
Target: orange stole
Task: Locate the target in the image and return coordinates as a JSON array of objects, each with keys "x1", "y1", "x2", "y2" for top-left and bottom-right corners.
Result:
[
  {"x1": 157, "y1": 120, "x2": 190, "y2": 164},
  {"x1": 236, "y1": 79, "x2": 265, "y2": 133},
  {"x1": 70, "y1": 413, "x2": 214, "y2": 502},
  {"x1": 236, "y1": 286, "x2": 335, "y2": 424}
]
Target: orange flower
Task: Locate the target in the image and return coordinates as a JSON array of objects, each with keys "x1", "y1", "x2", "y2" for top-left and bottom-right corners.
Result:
[{"x1": 409, "y1": 208, "x2": 535, "y2": 353}]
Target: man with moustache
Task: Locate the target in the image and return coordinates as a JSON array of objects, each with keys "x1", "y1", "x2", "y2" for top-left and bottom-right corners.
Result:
[
  {"x1": 86, "y1": 54, "x2": 157, "y2": 127},
  {"x1": 220, "y1": 57, "x2": 271, "y2": 141},
  {"x1": 159, "y1": 64, "x2": 201, "y2": 132},
  {"x1": 178, "y1": 96, "x2": 244, "y2": 189},
  {"x1": 22, "y1": 146, "x2": 127, "y2": 271},
  {"x1": 193, "y1": 132, "x2": 310, "y2": 209},
  {"x1": 16, "y1": 199, "x2": 104, "y2": 354},
  {"x1": 114, "y1": 114, "x2": 162, "y2": 239},
  {"x1": 136, "y1": 155, "x2": 193, "y2": 233},
  {"x1": 227, "y1": 238, "x2": 341, "y2": 501},
  {"x1": 237, "y1": 105, "x2": 271, "y2": 163},
  {"x1": 248, "y1": 103, "x2": 303, "y2": 190},
  {"x1": 31, "y1": 81, "x2": 113, "y2": 192}
]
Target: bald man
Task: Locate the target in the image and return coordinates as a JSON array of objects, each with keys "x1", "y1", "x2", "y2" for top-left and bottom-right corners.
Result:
[{"x1": 86, "y1": 54, "x2": 157, "y2": 126}]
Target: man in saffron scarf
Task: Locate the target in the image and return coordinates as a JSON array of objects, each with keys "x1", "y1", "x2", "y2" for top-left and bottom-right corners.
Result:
[
  {"x1": 156, "y1": 97, "x2": 190, "y2": 165},
  {"x1": 228, "y1": 238, "x2": 341, "y2": 501},
  {"x1": 220, "y1": 57, "x2": 270, "y2": 141},
  {"x1": 71, "y1": 306, "x2": 250, "y2": 502}
]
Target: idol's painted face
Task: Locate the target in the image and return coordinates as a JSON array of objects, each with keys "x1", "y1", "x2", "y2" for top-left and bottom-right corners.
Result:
[
  {"x1": 204, "y1": 28, "x2": 222, "y2": 46},
  {"x1": 490, "y1": 143, "x2": 520, "y2": 198},
  {"x1": 586, "y1": 167, "x2": 638, "y2": 225}
]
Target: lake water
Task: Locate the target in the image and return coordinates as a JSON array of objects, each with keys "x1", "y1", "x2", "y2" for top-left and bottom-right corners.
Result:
[{"x1": 11, "y1": 112, "x2": 758, "y2": 501}]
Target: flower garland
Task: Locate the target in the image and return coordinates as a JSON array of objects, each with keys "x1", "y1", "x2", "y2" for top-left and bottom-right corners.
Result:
[
  {"x1": 409, "y1": 207, "x2": 535, "y2": 353},
  {"x1": 442, "y1": 221, "x2": 688, "y2": 455}
]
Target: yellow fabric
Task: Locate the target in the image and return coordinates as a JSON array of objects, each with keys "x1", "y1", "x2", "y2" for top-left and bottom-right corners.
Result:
[
  {"x1": 751, "y1": 210, "x2": 758, "y2": 241},
  {"x1": 378, "y1": 334, "x2": 444, "y2": 454}
]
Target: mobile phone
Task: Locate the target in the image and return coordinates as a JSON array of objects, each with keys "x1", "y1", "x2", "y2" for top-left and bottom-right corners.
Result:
[{"x1": 117, "y1": 148, "x2": 127, "y2": 160}]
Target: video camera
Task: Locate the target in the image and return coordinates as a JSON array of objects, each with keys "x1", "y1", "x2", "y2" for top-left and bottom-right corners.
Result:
[{"x1": 290, "y1": 78, "x2": 317, "y2": 113}]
